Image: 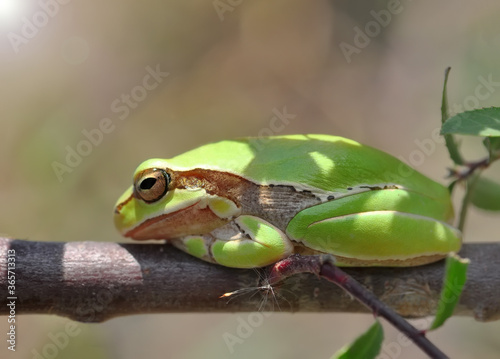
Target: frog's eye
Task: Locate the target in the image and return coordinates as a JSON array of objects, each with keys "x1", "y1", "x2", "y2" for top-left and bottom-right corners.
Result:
[{"x1": 135, "y1": 168, "x2": 170, "y2": 203}]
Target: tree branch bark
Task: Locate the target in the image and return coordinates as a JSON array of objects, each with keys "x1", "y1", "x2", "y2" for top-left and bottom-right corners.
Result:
[{"x1": 0, "y1": 237, "x2": 498, "y2": 323}]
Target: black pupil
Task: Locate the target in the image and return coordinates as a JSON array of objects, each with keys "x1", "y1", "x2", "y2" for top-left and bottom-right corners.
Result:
[{"x1": 140, "y1": 177, "x2": 157, "y2": 190}]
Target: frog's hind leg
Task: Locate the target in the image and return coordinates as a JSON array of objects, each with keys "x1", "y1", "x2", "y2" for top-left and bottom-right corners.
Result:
[
  {"x1": 286, "y1": 190, "x2": 462, "y2": 266},
  {"x1": 171, "y1": 215, "x2": 294, "y2": 268}
]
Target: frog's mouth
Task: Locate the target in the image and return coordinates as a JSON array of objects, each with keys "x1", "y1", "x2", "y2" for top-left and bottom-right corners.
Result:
[{"x1": 124, "y1": 201, "x2": 228, "y2": 241}]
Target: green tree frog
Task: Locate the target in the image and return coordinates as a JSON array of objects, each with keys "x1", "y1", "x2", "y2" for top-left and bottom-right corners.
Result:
[{"x1": 114, "y1": 134, "x2": 461, "y2": 268}]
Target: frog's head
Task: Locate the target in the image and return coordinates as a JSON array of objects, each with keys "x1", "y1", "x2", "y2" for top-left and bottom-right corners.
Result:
[{"x1": 114, "y1": 159, "x2": 241, "y2": 240}]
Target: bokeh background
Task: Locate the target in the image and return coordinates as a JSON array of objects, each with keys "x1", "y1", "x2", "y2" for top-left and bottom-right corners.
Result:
[{"x1": 1, "y1": 0, "x2": 500, "y2": 358}]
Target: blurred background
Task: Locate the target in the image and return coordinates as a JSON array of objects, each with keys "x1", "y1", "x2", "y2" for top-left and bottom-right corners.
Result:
[{"x1": 1, "y1": 0, "x2": 500, "y2": 358}]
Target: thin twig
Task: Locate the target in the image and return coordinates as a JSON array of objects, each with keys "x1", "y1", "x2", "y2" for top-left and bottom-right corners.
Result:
[
  {"x1": 448, "y1": 157, "x2": 490, "y2": 182},
  {"x1": 267, "y1": 255, "x2": 448, "y2": 359}
]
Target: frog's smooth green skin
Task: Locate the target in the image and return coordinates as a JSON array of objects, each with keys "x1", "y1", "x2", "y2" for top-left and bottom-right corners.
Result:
[{"x1": 114, "y1": 134, "x2": 461, "y2": 268}]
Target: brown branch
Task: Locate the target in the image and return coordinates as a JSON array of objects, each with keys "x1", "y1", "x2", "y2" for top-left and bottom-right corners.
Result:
[{"x1": 0, "y1": 237, "x2": 498, "y2": 323}]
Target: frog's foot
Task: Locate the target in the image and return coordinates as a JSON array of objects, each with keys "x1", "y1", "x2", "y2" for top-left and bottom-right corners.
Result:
[{"x1": 171, "y1": 215, "x2": 294, "y2": 268}]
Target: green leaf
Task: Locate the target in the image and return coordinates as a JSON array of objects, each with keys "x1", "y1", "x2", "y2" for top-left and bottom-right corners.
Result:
[
  {"x1": 429, "y1": 253, "x2": 469, "y2": 330},
  {"x1": 470, "y1": 176, "x2": 500, "y2": 211},
  {"x1": 332, "y1": 320, "x2": 383, "y2": 359},
  {"x1": 440, "y1": 67, "x2": 464, "y2": 165},
  {"x1": 441, "y1": 107, "x2": 500, "y2": 137}
]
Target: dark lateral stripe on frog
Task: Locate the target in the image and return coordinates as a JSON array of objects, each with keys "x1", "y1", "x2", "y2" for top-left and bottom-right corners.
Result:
[
  {"x1": 167, "y1": 168, "x2": 254, "y2": 204},
  {"x1": 170, "y1": 168, "x2": 323, "y2": 228},
  {"x1": 171, "y1": 168, "x2": 322, "y2": 212}
]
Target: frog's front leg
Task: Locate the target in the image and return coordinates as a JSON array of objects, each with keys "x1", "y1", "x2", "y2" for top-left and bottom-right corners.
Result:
[{"x1": 171, "y1": 215, "x2": 294, "y2": 268}]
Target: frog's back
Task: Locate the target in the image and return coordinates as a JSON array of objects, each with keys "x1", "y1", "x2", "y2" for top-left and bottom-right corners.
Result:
[{"x1": 168, "y1": 134, "x2": 447, "y2": 201}]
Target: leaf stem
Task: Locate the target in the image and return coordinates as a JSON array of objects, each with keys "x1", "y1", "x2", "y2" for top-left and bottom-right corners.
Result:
[{"x1": 458, "y1": 171, "x2": 481, "y2": 232}]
